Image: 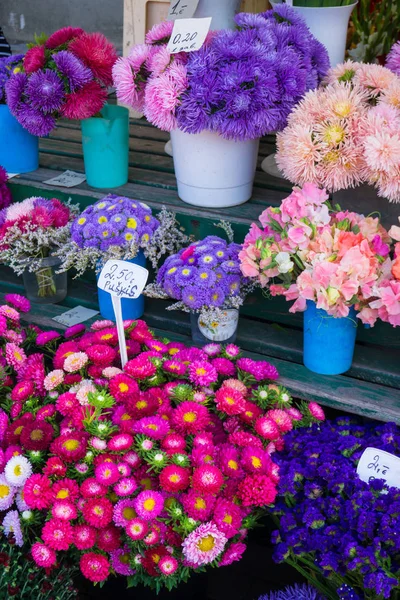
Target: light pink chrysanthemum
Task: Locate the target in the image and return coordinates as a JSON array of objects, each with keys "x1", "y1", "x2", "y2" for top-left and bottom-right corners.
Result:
[
  {"x1": 145, "y1": 21, "x2": 173, "y2": 45},
  {"x1": 5, "y1": 343, "x2": 26, "y2": 370},
  {"x1": 44, "y1": 369, "x2": 64, "y2": 391},
  {"x1": 63, "y1": 352, "x2": 88, "y2": 373},
  {"x1": 144, "y1": 63, "x2": 188, "y2": 132},
  {"x1": 182, "y1": 522, "x2": 227, "y2": 566}
]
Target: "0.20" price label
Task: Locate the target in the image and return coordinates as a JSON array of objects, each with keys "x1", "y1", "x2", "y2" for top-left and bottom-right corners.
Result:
[{"x1": 167, "y1": 17, "x2": 211, "y2": 54}]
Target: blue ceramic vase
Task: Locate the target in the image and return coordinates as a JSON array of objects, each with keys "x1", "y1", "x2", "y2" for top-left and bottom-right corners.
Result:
[
  {"x1": 303, "y1": 300, "x2": 358, "y2": 375},
  {"x1": 0, "y1": 105, "x2": 39, "y2": 173},
  {"x1": 97, "y1": 252, "x2": 146, "y2": 321},
  {"x1": 81, "y1": 104, "x2": 129, "y2": 189}
]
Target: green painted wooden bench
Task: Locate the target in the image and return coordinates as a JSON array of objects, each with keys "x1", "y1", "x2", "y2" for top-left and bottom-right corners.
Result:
[{"x1": 3, "y1": 117, "x2": 400, "y2": 423}]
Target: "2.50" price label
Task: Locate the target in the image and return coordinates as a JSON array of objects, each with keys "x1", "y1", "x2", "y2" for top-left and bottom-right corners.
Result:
[{"x1": 167, "y1": 17, "x2": 211, "y2": 54}]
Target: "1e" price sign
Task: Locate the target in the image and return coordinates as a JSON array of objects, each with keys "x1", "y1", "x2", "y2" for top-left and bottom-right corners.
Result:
[
  {"x1": 167, "y1": 17, "x2": 212, "y2": 54},
  {"x1": 167, "y1": 0, "x2": 199, "y2": 20}
]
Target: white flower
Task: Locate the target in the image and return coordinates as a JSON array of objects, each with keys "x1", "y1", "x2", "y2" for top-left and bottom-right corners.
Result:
[
  {"x1": 4, "y1": 456, "x2": 32, "y2": 486},
  {"x1": 21, "y1": 510, "x2": 33, "y2": 521},
  {"x1": 275, "y1": 252, "x2": 294, "y2": 274}
]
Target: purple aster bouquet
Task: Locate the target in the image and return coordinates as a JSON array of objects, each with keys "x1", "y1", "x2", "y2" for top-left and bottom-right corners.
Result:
[
  {"x1": 5, "y1": 27, "x2": 117, "y2": 136},
  {"x1": 113, "y1": 5, "x2": 329, "y2": 140},
  {"x1": 271, "y1": 416, "x2": 400, "y2": 600},
  {"x1": 146, "y1": 234, "x2": 255, "y2": 335},
  {"x1": 259, "y1": 584, "x2": 324, "y2": 600},
  {"x1": 0, "y1": 54, "x2": 24, "y2": 104},
  {"x1": 57, "y1": 194, "x2": 190, "y2": 276}
]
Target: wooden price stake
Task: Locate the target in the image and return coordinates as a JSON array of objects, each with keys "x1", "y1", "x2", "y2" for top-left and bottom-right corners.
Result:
[{"x1": 97, "y1": 260, "x2": 149, "y2": 368}]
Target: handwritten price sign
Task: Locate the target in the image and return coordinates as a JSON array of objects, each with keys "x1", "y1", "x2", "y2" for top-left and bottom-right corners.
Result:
[
  {"x1": 98, "y1": 260, "x2": 149, "y2": 367},
  {"x1": 357, "y1": 447, "x2": 400, "y2": 490},
  {"x1": 167, "y1": 17, "x2": 211, "y2": 54},
  {"x1": 168, "y1": 0, "x2": 199, "y2": 20}
]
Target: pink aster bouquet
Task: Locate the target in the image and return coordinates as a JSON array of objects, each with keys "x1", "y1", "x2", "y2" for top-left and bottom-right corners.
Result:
[
  {"x1": 0, "y1": 294, "x2": 324, "y2": 591},
  {"x1": 276, "y1": 61, "x2": 400, "y2": 202},
  {"x1": 239, "y1": 182, "x2": 397, "y2": 324},
  {"x1": 0, "y1": 196, "x2": 79, "y2": 299},
  {"x1": 5, "y1": 27, "x2": 117, "y2": 137}
]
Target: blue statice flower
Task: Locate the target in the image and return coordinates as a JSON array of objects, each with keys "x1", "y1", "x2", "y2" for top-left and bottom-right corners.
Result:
[{"x1": 272, "y1": 417, "x2": 400, "y2": 600}]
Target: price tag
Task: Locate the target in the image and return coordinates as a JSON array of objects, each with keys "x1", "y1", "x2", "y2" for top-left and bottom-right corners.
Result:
[
  {"x1": 53, "y1": 306, "x2": 99, "y2": 327},
  {"x1": 167, "y1": 0, "x2": 199, "y2": 20},
  {"x1": 357, "y1": 447, "x2": 400, "y2": 490},
  {"x1": 98, "y1": 260, "x2": 149, "y2": 367},
  {"x1": 167, "y1": 17, "x2": 212, "y2": 54},
  {"x1": 43, "y1": 170, "x2": 87, "y2": 188}
]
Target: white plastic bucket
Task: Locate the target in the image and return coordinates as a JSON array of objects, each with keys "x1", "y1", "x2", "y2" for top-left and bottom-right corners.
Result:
[
  {"x1": 193, "y1": 0, "x2": 242, "y2": 30},
  {"x1": 270, "y1": 1, "x2": 358, "y2": 68},
  {"x1": 170, "y1": 129, "x2": 260, "y2": 208}
]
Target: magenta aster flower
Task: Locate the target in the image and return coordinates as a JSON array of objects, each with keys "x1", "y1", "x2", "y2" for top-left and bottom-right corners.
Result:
[
  {"x1": 108, "y1": 433, "x2": 133, "y2": 452},
  {"x1": 64, "y1": 323, "x2": 86, "y2": 338},
  {"x1": 158, "y1": 555, "x2": 179, "y2": 576},
  {"x1": 203, "y1": 343, "x2": 222, "y2": 357},
  {"x1": 213, "y1": 499, "x2": 242, "y2": 538},
  {"x1": 182, "y1": 522, "x2": 227, "y2": 566},
  {"x1": 134, "y1": 490, "x2": 164, "y2": 521},
  {"x1": 126, "y1": 517, "x2": 149, "y2": 541},
  {"x1": 80, "y1": 478, "x2": 107, "y2": 499},
  {"x1": 163, "y1": 359, "x2": 187, "y2": 376},
  {"x1": 4, "y1": 294, "x2": 30, "y2": 313},
  {"x1": 36, "y1": 330, "x2": 61, "y2": 345},
  {"x1": 74, "y1": 524, "x2": 97, "y2": 550},
  {"x1": 172, "y1": 402, "x2": 210, "y2": 435},
  {"x1": 219, "y1": 542, "x2": 247, "y2": 566},
  {"x1": 134, "y1": 416, "x2": 169, "y2": 440},
  {"x1": 95, "y1": 462, "x2": 120, "y2": 486},
  {"x1": 215, "y1": 387, "x2": 246, "y2": 416},
  {"x1": 51, "y1": 499, "x2": 77, "y2": 521},
  {"x1": 192, "y1": 465, "x2": 224, "y2": 495},
  {"x1": 211, "y1": 357, "x2": 236, "y2": 377},
  {"x1": 82, "y1": 497, "x2": 114, "y2": 528},
  {"x1": 80, "y1": 552, "x2": 110, "y2": 583},
  {"x1": 188, "y1": 360, "x2": 218, "y2": 386},
  {"x1": 111, "y1": 546, "x2": 135, "y2": 576},
  {"x1": 42, "y1": 518, "x2": 74, "y2": 551},
  {"x1": 255, "y1": 416, "x2": 281, "y2": 441},
  {"x1": 182, "y1": 490, "x2": 216, "y2": 522},
  {"x1": 241, "y1": 446, "x2": 271, "y2": 475},
  {"x1": 113, "y1": 499, "x2": 137, "y2": 528},
  {"x1": 308, "y1": 402, "x2": 325, "y2": 421},
  {"x1": 114, "y1": 476, "x2": 138, "y2": 497},
  {"x1": 31, "y1": 542, "x2": 57, "y2": 568}
]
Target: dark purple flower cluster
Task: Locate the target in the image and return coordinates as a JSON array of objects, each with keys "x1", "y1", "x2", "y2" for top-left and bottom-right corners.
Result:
[
  {"x1": 0, "y1": 55, "x2": 24, "y2": 104},
  {"x1": 70, "y1": 194, "x2": 159, "y2": 252},
  {"x1": 157, "y1": 236, "x2": 244, "y2": 310},
  {"x1": 0, "y1": 166, "x2": 11, "y2": 210},
  {"x1": 272, "y1": 416, "x2": 400, "y2": 600},
  {"x1": 176, "y1": 5, "x2": 329, "y2": 141},
  {"x1": 259, "y1": 584, "x2": 323, "y2": 600}
]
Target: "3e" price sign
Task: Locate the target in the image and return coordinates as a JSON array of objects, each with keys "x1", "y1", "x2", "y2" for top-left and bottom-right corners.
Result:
[{"x1": 167, "y1": 17, "x2": 212, "y2": 54}]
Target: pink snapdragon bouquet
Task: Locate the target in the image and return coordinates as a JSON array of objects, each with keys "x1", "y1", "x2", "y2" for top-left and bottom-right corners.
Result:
[
  {"x1": 239, "y1": 183, "x2": 397, "y2": 325},
  {"x1": 276, "y1": 61, "x2": 400, "y2": 202}
]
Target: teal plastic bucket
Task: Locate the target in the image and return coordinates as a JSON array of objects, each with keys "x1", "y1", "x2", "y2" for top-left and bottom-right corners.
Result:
[
  {"x1": 97, "y1": 252, "x2": 146, "y2": 322},
  {"x1": 81, "y1": 104, "x2": 129, "y2": 189},
  {"x1": 0, "y1": 105, "x2": 39, "y2": 173},
  {"x1": 303, "y1": 300, "x2": 358, "y2": 375}
]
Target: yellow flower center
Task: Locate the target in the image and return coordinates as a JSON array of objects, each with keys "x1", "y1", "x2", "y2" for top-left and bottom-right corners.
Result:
[
  {"x1": 77, "y1": 217, "x2": 86, "y2": 225},
  {"x1": 323, "y1": 125, "x2": 345, "y2": 145},
  {"x1": 13, "y1": 465, "x2": 22, "y2": 477},
  {"x1": 169, "y1": 348, "x2": 179, "y2": 356},
  {"x1": 57, "y1": 490, "x2": 69, "y2": 499},
  {"x1": 195, "y1": 497, "x2": 206, "y2": 510},
  {"x1": 122, "y1": 507, "x2": 136, "y2": 520},
  {"x1": 94, "y1": 506, "x2": 104, "y2": 516},
  {"x1": 127, "y1": 218, "x2": 137, "y2": 230},
  {"x1": 333, "y1": 101, "x2": 352, "y2": 118},
  {"x1": 196, "y1": 368, "x2": 206, "y2": 376},
  {"x1": 226, "y1": 397, "x2": 235, "y2": 405},
  {"x1": 120, "y1": 554, "x2": 130, "y2": 565},
  {"x1": 204, "y1": 454, "x2": 213, "y2": 463},
  {"x1": 197, "y1": 535, "x2": 215, "y2": 552},
  {"x1": 14, "y1": 426, "x2": 24, "y2": 436},
  {"x1": 14, "y1": 351, "x2": 22, "y2": 361},
  {"x1": 31, "y1": 429, "x2": 44, "y2": 441},
  {"x1": 223, "y1": 514, "x2": 233, "y2": 524},
  {"x1": 183, "y1": 412, "x2": 196, "y2": 423},
  {"x1": 228, "y1": 460, "x2": 238, "y2": 470},
  {"x1": 169, "y1": 474, "x2": 180, "y2": 483},
  {"x1": 136, "y1": 401, "x2": 147, "y2": 410},
  {"x1": 167, "y1": 267, "x2": 177, "y2": 275},
  {"x1": 63, "y1": 439, "x2": 79, "y2": 451},
  {"x1": 119, "y1": 383, "x2": 129, "y2": 393},
  {"x1": 251, "y1": 456, "x2": 262, "y2": 469},
  {"x1": 121, "y1": 414, "x2": 131, "y2": 421},
  {"x1": 147, "y1": 424, "x2": 158, "y2": 431},
  {"x1": 101, "y1": 333, "x2": 113, "y2": 340},
  {"x1": 125, "y1": 233, "x2": 134, "y2": 241},
  {"x1": 245, "y1": 411, "x2": 253, "y2": 418},
  {"x1": 200, "y1": 273, "x2": 208, "y2": 279},
  {"x1": 98, "y1": 216, "x2": 108, "y2": 224},
  {"x1": 143, "y1": 498, "x2": 156, "y2": 511},
  {"x1": 0, "y1": 484, "x2": 10, "y2": 498},
  {"x1": 152, "y1": 553, "x2": 161, "y2": 564}
]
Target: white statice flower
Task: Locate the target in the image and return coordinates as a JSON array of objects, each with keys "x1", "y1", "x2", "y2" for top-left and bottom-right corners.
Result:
[
  {"x1": 275, "y1": 252, "x2": 294, "y2": 274},
  {"x1": 4, "y1": 456, "x2": 33, "y2": 486},
  {"x1": 21, "y1": 510, "x2": 33, "y2": 522}
]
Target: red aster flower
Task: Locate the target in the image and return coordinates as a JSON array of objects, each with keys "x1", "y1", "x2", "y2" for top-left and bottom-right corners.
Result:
[
  {"x1": 125, "y1": 356, "x2": 157, "y2": 380},
  {"x1": 80, "y1": 552, "x2": 110, "y2": 583},
  {"x1": 74, "y1": 524, "x2": 97, "y2": 550},
  {"x1": 63, "y1": 374, "x2": 82, "y2": 386},
  {"x1": 5, "y1": 418, "x2": 27, "y2": 445},
  {"x1": 109, "y1": 374, "x2": 139, "y2": 403},
  {"x1": 80, "y1": 478, "x2": 107, "y2": 499},
  {"x1": 50, "y1": 432, "x2": 88, "y2": 463},
  {"x1": 24, "y1": 474, "x2": 53, "y2": 510},
  {"x1": 126, "y1": 391, "x2": 158, "y2": 418},
  {"x1": 142, "y1": 545, "x2": 169, "y2": 577},
  {"x1": 267, "y1": 409, "x2": 293, "y2": 433},
  {"x1": 192, "y1": 465, "x2": 224, "y2": 495},
  {"x1": 62, "y1": 81, "x2": 108, "y2": 120},
  {"x1": 129, "y1": 325, "x2": 154, "y2": 343},
  {"x1": 237, "y1": 474, "x2": 277, "y2": 507},
  {"x1": 96, "y1": 525, "x2": 121, "y2": 552},
  {"x1": 254, "y1": 416, "x2": 281, "y2": 441},
  {"x1": 20, "y1": 421, "x2": 54, "y2": 451},
  {"x1": 69, "y1": 32, "x2": 117, "y2": 86},
  {"x1": 52, "y1": 478, "x2": 80, "y2": 502},
  {"x1": 10, "y1": 381, "x2": 35, "y2": 402},
  {"x1": 93, "y1": 328, "x2": 119, "y2": 345},
  {"x1": 215, "y1": 387, "x2": 246, "y2": 416},
  {"x1": 56, "y1": 392, "x2": 79, "y2": 416},
  {"x1": 239, "y1": 402, "x2": 263, "y2": 425},
  {"x1": 82, "y1": 497, "x2": 114, "y2": 528},
  {"x1": 45, "y1": 26, "x2": 84, "y2": 49},
  {"x1": 86, "y1": 344, "x2": 117, "y2": 367},
  {"x1": 161, "y1": 433, "x2": 186, "y2": 455},
  {"x1": 53, "y1": 341, "x2": 79, "y2": 369},
  {"x1": 42, "y1": 519, "x2": 74, "y2": 551},
  {"x1": 159, "y1": 465, "x2": 190, "y2": 493},
  {"x1": 43, "y1": 457, "x2": 67, "y2": 479}
]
